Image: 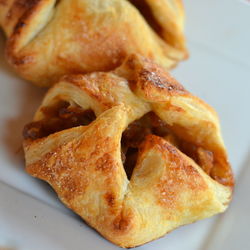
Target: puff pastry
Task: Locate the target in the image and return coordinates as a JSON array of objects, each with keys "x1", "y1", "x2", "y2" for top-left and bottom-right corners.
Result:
[
  {"x1": 0, "y1": 0, "x2": 187, "y2": 86},
  {"x1": 23, "y1": 55, "x2": 233, "y2": 248}
]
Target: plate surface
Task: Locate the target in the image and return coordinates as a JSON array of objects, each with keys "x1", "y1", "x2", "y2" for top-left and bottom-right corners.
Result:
[{"x1": 0, "y1": 0, "x2": 250, "y2": 249}]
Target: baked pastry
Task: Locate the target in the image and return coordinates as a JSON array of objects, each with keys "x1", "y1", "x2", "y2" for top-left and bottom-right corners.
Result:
[
  {"x1": 23, "y1": 55, "x2": 233, "y2": 248},
  {"x1": 0, "y1": 0, "x2": 187, "y2": 87}
]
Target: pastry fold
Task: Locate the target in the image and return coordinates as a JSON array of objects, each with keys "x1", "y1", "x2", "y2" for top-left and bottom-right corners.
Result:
[
  {"x1": 0, "y1": 0, "x2": 187, "y2": 86},
  {"x1": 23, "y1": 55, "x2": 233, "y2": 248}
]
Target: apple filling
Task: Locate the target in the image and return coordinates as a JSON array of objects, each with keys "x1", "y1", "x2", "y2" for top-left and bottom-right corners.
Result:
[
  {"x1": 121, "y1": 112, "x2": 214, "y2": 179},
  {"x1": 23, "y1": 101, "x2": 96, "y2": 140}
]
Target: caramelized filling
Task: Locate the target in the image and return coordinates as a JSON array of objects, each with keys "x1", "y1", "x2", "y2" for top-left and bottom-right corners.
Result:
[
  {"x1": 121, "y1": 112, "x2": 172, "y2": 179},
  {"x1": 23, "y1": 101, "x2": 96, "y2": 140},
  {"x1": 180, "y1": 142, "x2": 214, "y2": 175},
  {"x1": 128, "y1": 0, "x2": 164, "y2": 39},
  {"x1": 121, "y1": 112, "x2": 214, "y2": 179}
]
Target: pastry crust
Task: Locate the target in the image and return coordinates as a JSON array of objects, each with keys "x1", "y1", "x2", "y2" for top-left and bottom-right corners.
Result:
[
  {"x1": 0, "y1": 0, "x2": 188, "y2": 86},
  {"x1": 23, "y1": 55, "x2": 233, "y2": 248}
]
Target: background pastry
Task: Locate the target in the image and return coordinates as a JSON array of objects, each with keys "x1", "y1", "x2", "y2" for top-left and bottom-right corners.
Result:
[
  {"x1": 0, "y1": 0, "x2": 187, "y2": 86},
  {"x1": 23, "y1": 55, "x2": 233, "y2": 248}
]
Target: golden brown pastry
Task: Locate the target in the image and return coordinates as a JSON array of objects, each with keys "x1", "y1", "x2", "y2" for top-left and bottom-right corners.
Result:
[
  {"x1": 23, "y1": 55, "x2": 233, "y2": 248},
  {"x1": 0, "y1": 0, "x2": 187, "y2": 86}
]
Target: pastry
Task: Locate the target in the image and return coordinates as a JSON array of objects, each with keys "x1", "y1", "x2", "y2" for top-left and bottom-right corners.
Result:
[
  {"x1": 23, "y1": 54, "x2": 233, "y2": 248},
  {"x1": 0, "y1": 0, "x2": 187, "y2": 86}
]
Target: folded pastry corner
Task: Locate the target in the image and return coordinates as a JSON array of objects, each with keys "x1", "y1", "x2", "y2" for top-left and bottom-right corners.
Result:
[
  {"x1": 0, "y1": 0, "x2": 188, "y2": 86},
  {"x1": 23, "y1": 55, "x2": 233, "y2": 248}
]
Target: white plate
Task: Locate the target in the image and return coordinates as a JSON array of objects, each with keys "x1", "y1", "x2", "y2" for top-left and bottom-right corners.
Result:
[{"x1": 0, "y1": 0, "x2": 250, "y2": 249}]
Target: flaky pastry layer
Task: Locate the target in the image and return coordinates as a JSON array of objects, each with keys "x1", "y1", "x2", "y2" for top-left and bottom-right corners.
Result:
[{"x1": 23, "y1": 55, "x2": 233, "y2": 248}]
